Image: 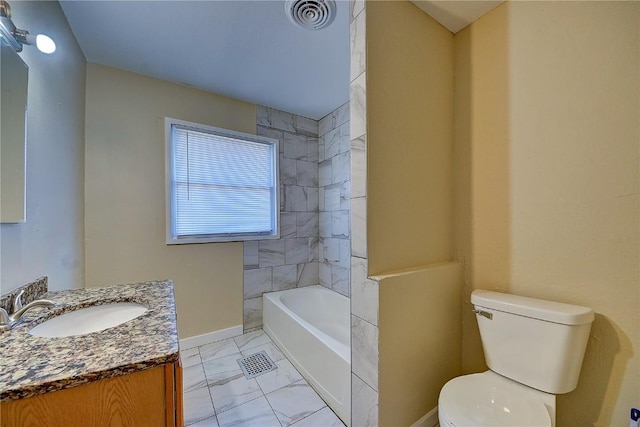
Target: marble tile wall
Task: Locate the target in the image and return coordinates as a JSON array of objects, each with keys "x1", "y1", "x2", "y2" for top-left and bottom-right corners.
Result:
[
  {"x1": 349, "y1": 1, "x2": 381, "y2": 426},
  {"x1": 318, "y1": 102, "x2": 351, "y2": 297},
  {"x1": 243, "y1": 106, "x2": 320, "y2": 331}
]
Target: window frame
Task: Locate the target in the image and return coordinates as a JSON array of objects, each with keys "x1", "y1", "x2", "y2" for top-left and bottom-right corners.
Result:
[{"x1": 165, "y1": 117, "x2": 280, "y2": 245}]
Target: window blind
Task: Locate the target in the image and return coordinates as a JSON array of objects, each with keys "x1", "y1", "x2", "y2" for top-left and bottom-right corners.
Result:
[{"x1": 171, "y1": 124, "x2": 277, "y2": 240}]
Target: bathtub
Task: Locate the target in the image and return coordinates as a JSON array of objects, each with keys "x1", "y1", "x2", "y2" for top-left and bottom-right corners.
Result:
[{"x1": 263, "y1": 286, "x2": 351, "y2": 426}]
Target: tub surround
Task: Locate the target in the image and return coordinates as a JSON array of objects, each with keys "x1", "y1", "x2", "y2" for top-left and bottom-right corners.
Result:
[
  {"x1": 243, "y1": 106, "x2": 321, "y2": 331},
  {"x1": 0, "y1": 280, "x2": 179, "y2": 402},
  {"x1": 318, "y1": 102, "x2": 351, "y2": 297},
  {"x1": 348, "y1": 1, "x2": 378, "y2": 425}
]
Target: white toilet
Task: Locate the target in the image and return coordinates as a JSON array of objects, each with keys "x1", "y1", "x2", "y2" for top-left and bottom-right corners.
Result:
[{"x1": 438, "y1": 290, "x2": 594, "y2": 427}]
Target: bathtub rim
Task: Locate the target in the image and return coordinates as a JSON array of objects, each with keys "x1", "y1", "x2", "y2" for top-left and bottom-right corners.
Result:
[{"x1": 263, "y1": 285, "x2": 351, "y2": 364}]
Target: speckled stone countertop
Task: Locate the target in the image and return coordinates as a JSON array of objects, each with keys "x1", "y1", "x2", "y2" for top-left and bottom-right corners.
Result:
[{"x1": 0, "y1": 280, "x2": 180, "y2": 402}]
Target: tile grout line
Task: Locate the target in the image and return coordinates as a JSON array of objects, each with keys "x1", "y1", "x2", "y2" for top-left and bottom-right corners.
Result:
[
  {"x1": 287, "y1": 405, "x2": 332, "y2": 427},
  {"x1": 184, "y1": 330, "x2": 342, "y2": 427},
  {"x1": 204, "y1": 374, "x2": 217, "y2": 423},
  {"x1": 189, "y1": 345, "x2": 218, "y2": 427},
  {"x1": 215, "y1": 393, "x2": 265, "y2": 417},
  {"x1": 262, "y1": 388, "x2": 285, "y2": 427}
]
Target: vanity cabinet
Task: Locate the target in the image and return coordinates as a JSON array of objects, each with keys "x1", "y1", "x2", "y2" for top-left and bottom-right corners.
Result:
[{"x1": 0, "y1": 361, "x2": 183, "y2": 427}]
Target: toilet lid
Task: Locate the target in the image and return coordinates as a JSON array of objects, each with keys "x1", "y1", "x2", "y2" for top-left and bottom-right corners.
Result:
[{"x1": 439, "y1": 373, "x2": 552, "y2": 427}]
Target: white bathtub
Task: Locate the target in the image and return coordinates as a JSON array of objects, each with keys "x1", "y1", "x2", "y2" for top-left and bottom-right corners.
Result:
[{"x1": 263, "y1": 286, "x2": 351, "y2": 426}]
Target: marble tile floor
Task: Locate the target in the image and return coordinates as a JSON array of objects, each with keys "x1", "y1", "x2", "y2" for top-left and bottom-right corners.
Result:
[{"x1": 180, "y1": 329, "x2": 346, "y2": 427}]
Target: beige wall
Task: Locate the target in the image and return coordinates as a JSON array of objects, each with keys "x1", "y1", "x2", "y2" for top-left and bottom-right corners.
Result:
[
  {"x1": 366, "y1": 0, "x2": 455, "y2": 275},
  {"x1": 455, "y1": 2, "x2": 640, "y2": 425},
  {"x1": 454, "y1": 1, "x2": 511, "y2": 375},
  {"x1": 0, "y1": 1, "x2": 86, "y2": 294},
  {"x1": 377, "y1": 263, "x2": 461, "y2": 426},
  {"x1": 363, "y1": 2, "x2": 461, "y2": 425},
  {"x1": 84, "y1": 64, "x2": 256, "y2": 338}
]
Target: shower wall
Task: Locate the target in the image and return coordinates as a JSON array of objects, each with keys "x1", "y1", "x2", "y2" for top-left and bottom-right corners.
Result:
[
  {"x1": 243, "y1": 106, "x2": 320, "y2": 331},
  {"x1": 243, "y1": 104, "x2": 353, "y2": 330},
  {"x1": 318, "y1": 103, "x2": 351, "y2": 296},
  {"x1": 348, "y1": 1, "x2": 377, "y2": 424}
]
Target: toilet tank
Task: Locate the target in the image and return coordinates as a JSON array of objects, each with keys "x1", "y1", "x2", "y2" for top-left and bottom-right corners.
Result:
[{"x1": 471, "y1": 290, "x2": 594, "y2": 394}]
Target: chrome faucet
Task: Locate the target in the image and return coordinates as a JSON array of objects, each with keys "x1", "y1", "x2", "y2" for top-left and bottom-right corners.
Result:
[{"x1": 0, "y1": 289, "x2": 55, "y2": 332}]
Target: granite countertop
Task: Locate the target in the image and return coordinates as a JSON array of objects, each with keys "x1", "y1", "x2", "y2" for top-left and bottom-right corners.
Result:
[{"x1": 0, "y1": 280, "x2": 180, "y2": 402}]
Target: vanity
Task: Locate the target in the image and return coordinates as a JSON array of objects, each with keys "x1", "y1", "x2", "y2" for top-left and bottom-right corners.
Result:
[{"x1": 0, "y1": 279, "x2": 183, "y2": 427}]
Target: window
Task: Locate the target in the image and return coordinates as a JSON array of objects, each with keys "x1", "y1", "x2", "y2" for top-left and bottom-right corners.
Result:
[{"x1": 165, "y1": 118, "x2": 279, "y2": 244}]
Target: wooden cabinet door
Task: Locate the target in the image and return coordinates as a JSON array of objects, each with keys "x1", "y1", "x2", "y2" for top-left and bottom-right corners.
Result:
[
  {"x1": 165, "y1": 360, "x2": 184, "y2": 427},
  {"x1": 1, "y1": 365, "x2": 174, "y2": 427}
]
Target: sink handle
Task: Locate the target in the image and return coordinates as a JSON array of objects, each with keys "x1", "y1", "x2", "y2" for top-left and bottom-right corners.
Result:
[
  {"x1": 9, "y1": 299, "x2": 56, "y2": 324},
  {"x1": 12, "y1": 289, "x2": 25, "y2": 313}
]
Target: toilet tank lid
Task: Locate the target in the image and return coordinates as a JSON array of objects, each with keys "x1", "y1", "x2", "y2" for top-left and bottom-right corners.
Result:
[{"x1": 471, "y1": 290, "x2": 594, "y2": 325}]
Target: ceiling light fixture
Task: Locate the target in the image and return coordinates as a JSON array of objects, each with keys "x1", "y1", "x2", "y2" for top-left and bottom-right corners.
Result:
[{"x1": 0, "y1": 1, "x2": 56, "y2": 54}]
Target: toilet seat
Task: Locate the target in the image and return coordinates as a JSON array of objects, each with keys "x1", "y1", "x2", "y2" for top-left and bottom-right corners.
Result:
[{"x1": 438, "y1": 372, "x2": 552, "y2": 427}]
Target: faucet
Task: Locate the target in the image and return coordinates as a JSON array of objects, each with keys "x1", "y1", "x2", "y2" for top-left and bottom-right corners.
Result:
[{"x1": 0, "y1": 289, "x2": 55, "y2": 332}]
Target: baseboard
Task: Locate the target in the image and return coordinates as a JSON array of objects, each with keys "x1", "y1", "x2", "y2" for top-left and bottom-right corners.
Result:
[
  {"x1": 179, "y1": 324, "x2": 243, "y2": 349},
  {"x1": 410, "y1": 407, "x2": 438, "y2": 427}
]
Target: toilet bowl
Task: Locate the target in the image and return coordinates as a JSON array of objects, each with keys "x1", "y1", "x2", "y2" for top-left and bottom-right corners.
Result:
[
  {"x1": 438, "y1": 371, "x2": 554, "y2": 427},
  {"x1": 438, "y1": 290, "x2": 593, "y2": 427}
]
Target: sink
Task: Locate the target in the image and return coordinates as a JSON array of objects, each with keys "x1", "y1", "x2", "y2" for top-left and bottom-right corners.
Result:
[{"x1": 29, "y1": 302, "x2": 148, "y2": 338}]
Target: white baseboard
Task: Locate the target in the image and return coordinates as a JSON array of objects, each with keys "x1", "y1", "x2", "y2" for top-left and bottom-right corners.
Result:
[
  {"x1": 179, "y1": 325, "x2": 243, "y2": 350},
  {"x1": 411, "y1": 407, "x2": 438, "y2": 427}
]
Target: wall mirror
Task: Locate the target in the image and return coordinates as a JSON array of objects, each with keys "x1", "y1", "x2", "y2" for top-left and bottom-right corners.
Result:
[{"x1": 0, "y1": 36, "x2": 28, "y2": 223}]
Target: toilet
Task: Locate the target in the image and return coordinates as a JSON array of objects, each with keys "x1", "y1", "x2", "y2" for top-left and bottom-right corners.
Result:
[{"x1": 438, "y1": 290, "x2": 594, "y2": 427}]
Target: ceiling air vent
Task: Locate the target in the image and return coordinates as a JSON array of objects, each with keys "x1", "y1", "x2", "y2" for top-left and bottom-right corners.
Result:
[{"x1": 285, "y1": 0, "x2": 336, "y2": 31}]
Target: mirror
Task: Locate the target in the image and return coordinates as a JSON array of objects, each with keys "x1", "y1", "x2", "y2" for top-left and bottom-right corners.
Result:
[{"x1": 0, "y1": 37, "x2": 28, "y2": 223}]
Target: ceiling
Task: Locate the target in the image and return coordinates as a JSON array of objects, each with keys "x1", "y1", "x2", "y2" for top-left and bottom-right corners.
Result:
[
  {"x1": 59, "y1": 1, "x2": 503, "y2": 121},
  {"x1": 59, "y1": 0, "x2": 350, "y2": 120},
  {"x1": 412, "y1": 1, "x2": 504, "y2": 33}
]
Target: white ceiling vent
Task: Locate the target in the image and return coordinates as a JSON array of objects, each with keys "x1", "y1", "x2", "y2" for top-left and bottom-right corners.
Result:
[{"x1": 285, "y1": 0, "x2": 336, "y2": 31}]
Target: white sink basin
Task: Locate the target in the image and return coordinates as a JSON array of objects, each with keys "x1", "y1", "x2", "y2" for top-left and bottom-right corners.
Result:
[{"x1": 29, "y1": 302, "x2": 148, "y2": 338}]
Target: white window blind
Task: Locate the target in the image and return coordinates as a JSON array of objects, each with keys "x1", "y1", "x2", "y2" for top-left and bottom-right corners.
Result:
[{"x1": 166, "y1": 118, "x2": 279, "y2": 244}]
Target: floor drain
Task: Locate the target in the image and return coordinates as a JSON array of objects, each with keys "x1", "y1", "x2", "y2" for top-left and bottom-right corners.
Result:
[{"x1": 237, "y1": 350, "x2": 277, "y2": 379}]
